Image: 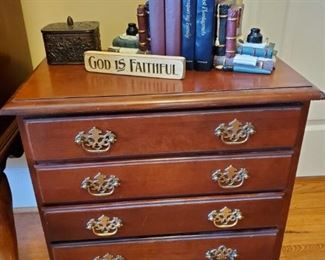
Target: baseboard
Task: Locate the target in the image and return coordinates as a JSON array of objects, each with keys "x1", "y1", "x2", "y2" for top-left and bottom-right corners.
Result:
[{"x1": 14, "y1": 207, "x2": 38, "y2": 214}]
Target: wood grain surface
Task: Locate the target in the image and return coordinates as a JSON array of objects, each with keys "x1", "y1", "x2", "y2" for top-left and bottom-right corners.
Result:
[
  {"x1": 14, "y1": 177, "x2": 325, "y2": 260},
  {"x1": 281, "y1": 177, "x2": 325, "y2": 260},
  {"x1": 35, "y1": 152, "x2": 293, "y2": 205},
  {"x1": 1, "y1": 59, "x2": 323, "y2": 116},
  {"x1": 23, "y1": 106, "x2": 302, "y2": 162},
  {"x1": 52, "y1": 231, "x2": 278, "y2": 260},
  {"x1": 43, "y1": 193, "x2": 285, "y2": 242}
]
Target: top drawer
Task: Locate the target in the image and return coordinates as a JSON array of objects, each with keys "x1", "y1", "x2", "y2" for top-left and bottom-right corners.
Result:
[{"x1": 23, "y1": 106, "x2": 302, "y2": 162}]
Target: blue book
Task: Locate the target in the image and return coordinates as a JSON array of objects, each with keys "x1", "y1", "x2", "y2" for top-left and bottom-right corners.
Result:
[
  {"x1": 181, "y1": 0, "x2": 197, "y2": 70},
  {"x1": 234, "y1": 64, "x2": 272, "y2": 75},
  {"x1": 194, "y1": 0, "x2": 216, "y2": 71},
  {"x1": 214, "y1": 4, "x2": 230, "y2": 56},
  {"x1": 237, "y1": 45, "x2": 274, "y2": 58}
]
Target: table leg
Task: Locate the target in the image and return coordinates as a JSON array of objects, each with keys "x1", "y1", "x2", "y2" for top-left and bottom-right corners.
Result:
[{"x1": 0, "y1": 170, "x2": 18, "y2": 260}]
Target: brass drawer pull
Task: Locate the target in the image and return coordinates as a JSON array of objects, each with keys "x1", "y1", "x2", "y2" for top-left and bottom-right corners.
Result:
[
  {"x1": 215, "y1": 119, "x2": 255, "y2": 145},
  {"x1": 205, "y1": 245, "x2": 238, "y2": 260},
  {"x1": 94, "y1": 253, "x2": 125, "y2": 260},
  {"x1": 75, "y1": 126, "x2": 117, "y2": 153},
  {"x1": 208, "y1": 207, "x2": 243, "y2": 228},
  {"x1": 81, "y1": 173, "x2": 120, "y2": 197},
  {"x1": 212, "y1": 165, "x2": 249, "y2": 189},
  {"x1": 86, "y1": 215, "x2": 122, "y2": 237}
]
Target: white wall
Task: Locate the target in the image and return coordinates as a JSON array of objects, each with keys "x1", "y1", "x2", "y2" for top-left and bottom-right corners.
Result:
[
  {"x1": 21, "y1": 0, "x2": 144, "y2": 68},
  {"x1": 242, "y1": 0, "x2": 325, "y2": 176},
  {"x1": 5, "y1": 0, "x2": 325, "y2": 208}
]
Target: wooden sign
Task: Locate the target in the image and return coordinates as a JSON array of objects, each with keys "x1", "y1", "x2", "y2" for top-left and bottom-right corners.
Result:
[{"x1": 84, "y1": 51, "x2": 186, "y2": 80}]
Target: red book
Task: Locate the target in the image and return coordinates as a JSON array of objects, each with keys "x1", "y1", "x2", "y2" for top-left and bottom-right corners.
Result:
[
  {"x1": 137, "y1": 4, "x2": 149, "y2": 52},
  {"x1": 165, "y1": 0, "x2": 181, "y2": 56},
  {"x1": 225, "y1": 7, "x2": 239, "y2": 58}
]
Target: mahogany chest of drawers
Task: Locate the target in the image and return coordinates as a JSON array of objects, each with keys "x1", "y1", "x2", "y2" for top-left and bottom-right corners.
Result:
[{"x1": 1, "y1": 60, "x2": 323, "y2": 260}]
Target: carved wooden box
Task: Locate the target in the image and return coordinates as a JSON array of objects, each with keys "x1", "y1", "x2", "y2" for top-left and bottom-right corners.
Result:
[{"x1": 41, "y1": 17, "x2": 101, "y2": 64}]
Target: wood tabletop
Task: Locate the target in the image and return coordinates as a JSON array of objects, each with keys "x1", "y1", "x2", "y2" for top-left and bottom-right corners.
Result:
[{"x1": 1, "y1": 59, "x2": 323, "y2": 116}]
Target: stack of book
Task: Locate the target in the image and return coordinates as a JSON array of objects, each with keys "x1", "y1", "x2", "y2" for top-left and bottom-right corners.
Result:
[
  {"x1": 136, "y1": 0, "x2": 244, "y2": 71},
  {"x1": 137, "y1": 0, "x2": 183, "y2": 57},
  {"x1": 214, "y1": 41, "x2": 276, "y2": 74},
  {"x1": 135, "y1": 0, "x2": 275, "y2": 74}
]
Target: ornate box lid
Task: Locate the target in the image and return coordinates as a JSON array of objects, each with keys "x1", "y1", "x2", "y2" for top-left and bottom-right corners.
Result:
[{"x1": 41, "y1": 16, "x2": 99, "y2": 34}]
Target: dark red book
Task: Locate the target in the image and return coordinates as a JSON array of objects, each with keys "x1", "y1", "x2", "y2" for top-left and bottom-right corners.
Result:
[
  {"x1": 225, "y1": 7, "x2": 239, "y2": 58},
  {"x1": 137, "y1": 4, "x2": 149, "y2": 52}
]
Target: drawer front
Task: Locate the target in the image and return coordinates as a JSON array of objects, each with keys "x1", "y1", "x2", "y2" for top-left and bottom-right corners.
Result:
[
  {"x1": 36, "y1": 152, "x2": 292, "y2": 205},
  {"x1": 24, "y1": 107, "x2": 302, "y2": 161},
  {"x1": 52, "y1": 230, "x2": 278, "y2": 260},
  {"x1": 43, "y1": 193, "x2": 284, "y2": 242}
]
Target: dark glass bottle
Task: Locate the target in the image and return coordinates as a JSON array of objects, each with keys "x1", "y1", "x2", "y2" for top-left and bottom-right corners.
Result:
[
  {"x1": 247, "y1": 28, "x2": 263, "y2": 43},
  {"x1": 126, "y1": 23, "x2": 138, "y2": 36},
  {"x1": 112, "y1": 23, "x2": 139, "y2": 48}
]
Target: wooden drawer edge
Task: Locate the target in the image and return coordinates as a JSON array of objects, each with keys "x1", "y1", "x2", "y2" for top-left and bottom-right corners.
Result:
[{"x1": 51, "y1": 229, "x2": 279, "y2": 260}]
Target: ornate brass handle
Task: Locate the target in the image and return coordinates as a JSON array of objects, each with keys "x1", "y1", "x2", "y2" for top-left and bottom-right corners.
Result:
[
  {"x1": 75, "y1": 126, "x2": 117, "y2": 153},
  {"x1": 212, "y1": 165, "x2": 249, "y2": 189},
  {"x1": 81, "y1": 173, "x2": 120, "y2": 197},
  {"x1": 94, "y1": 253, "x2": 125, "y2": 260},
  {"x1": 205, "y1": 245, "x2": 238, "y2": 260},
  {"x1": 208, "y1": 207, "x2": 243, "y2": 228},
  {"x1": 86, "y1": 215, "x2": 122, "y2": 237},
  {"x1": 215, "y1": 119, "x2": 255, "y2": 145}
]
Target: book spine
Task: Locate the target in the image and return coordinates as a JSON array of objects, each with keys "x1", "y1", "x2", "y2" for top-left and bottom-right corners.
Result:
[
  {"x1": 233, "y1": 54, "x2": 257, "y2": 66},
  {"x1": 214, "y1": 55, "x2": 234, "y2": 70},
  {"x1": 256, "y1": 58, "x2": 275, "y2": 71},
  {"x1": 195, "y1": 0, "x2": 216, "y2": 71},
  {"x1": 214, "y1": 4, "x2": 230, "y2": 56},
  {"x1": 165, "y1": 0, "x2": 182, "y2": 56},
  {"x1": 149, "y1": 0, "x2": 165, "y2": 55},
  {"x1": 181, "y1": 0, "x2": 197, "y2": 70},
  {"x1": 214, "y1": 56, "x2": 274, "y2": 71},
  {"x1": 236, "y1": 4, "x2": 244, "y2": 36},
  {"x1": 233, "y1": 64, "x2": 272, "y2": 74},
  {"x1": 137, "y1": 4, "x2": 149, "y2": 52},
  {"x1": 145, "y1": 2, "x2": 151, "y2": 51},
  {"x1": 236, "y1": 46, "x2": 274, "y2": 58},
  {"x1": 225, "y1": 7, "x2": 239, "y2": 58}
]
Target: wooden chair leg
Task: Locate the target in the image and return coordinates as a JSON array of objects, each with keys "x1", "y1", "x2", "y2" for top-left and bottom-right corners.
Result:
[{"x1": 0, "y1": 171, "x2": 18, "y2": 260}]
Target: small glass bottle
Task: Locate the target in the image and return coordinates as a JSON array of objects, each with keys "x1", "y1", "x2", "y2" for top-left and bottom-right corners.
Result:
[
  {"x1": 126, "y1": 23, "x2": 138, "y2": 36},
  {"x1": 247, "y1": 28, "x2": 263, "y2": 43},
  {"x1": 112, "y1": 23, "x2": 139, "y2": 49}
]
